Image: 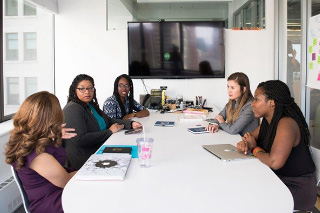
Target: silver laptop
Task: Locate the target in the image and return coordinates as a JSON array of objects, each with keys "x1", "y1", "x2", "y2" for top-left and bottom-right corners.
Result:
[{"x1": 202, "y1": 144, "x2": 255, "y2": 162}]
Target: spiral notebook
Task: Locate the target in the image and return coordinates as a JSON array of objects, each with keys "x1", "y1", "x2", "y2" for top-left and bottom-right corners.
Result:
[
  {"x1": 187, "y1": 127, "x2": 209, "y2": 134},
  {"x1": 75, "y1": 154, "x2": 132, "y2": 181},
  {"x1": 154, "y1": 121, "x2": 175, "y2": 127}
]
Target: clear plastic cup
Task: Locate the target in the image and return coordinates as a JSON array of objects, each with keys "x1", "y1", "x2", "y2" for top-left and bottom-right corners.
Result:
[{"x1": 136, "y1": 138, "x2": 154, "y2": 168}]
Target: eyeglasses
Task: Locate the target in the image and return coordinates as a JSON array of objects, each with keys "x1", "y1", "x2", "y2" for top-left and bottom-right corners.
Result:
[
  {"x1": 76, "y1": 87, "x2": 95, "y2": 93},
  {"x1": 118, "y1": 83, "x2": 130, "y2": 89}
]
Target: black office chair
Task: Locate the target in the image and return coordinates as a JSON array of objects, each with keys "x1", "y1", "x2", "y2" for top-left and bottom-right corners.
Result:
[{"x1": 11, "y1": 166, "x2": 30, "y2": 213}]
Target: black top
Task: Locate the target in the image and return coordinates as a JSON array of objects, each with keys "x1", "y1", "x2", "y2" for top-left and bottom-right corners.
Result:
[
  {"x1": 62, "y1": 101, "x2": 133, "y2": 170},
  {"x1": 272, "y1": 139, "x2": 315, "y2": 177}
]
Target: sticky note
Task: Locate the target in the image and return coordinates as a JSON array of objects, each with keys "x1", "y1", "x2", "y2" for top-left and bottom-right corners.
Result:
[
  {"x1": 309, "y1": 46, "x2": 313, "y2": 53},
  {"x1": 310, "y1": 62, "x2": 313, "y2": 70},
  {"x1": 318, "y1": 56, "x2": 320, "y2": 64},
  {"x1": 313, "y1": 53, "x2": 316, "y2": 61},
  {"x1": 318, "y1": 72, "x2": 320, "y2": 81},
  {"x1": 313, "y1": 38, "x2": 317, "y2": 46}
]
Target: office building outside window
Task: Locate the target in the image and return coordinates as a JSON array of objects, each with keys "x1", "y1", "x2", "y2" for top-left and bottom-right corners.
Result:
[
  {"x1": 24, "y1": 0, "x2": 36, "y2": 16},
  {"x1": 1, "y1": 0, "x2": 54, "y2": 120},
  {"x1": 25, "y1": 77, "x2": 37, "y2": 98},
  {"x1": 5, "y1": 33, "x2": 18, "y2": 61},
  {"x1": 24, "y1": 32, "x2": 37, "y2": 61},
  {"x1": 5, "y1": 0, "x2": 18, "y2": 16},
  {"x1": 6, "y1": 77, "x2": 19, "y2": 105}
]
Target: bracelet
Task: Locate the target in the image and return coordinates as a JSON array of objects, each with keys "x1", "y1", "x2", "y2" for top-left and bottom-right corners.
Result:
[{"x1": 253, "y1": 147, "x2": 265, "y2": 157}]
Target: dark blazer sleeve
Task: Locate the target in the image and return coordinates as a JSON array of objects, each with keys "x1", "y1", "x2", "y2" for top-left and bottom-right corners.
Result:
[
  {"x1": 102, "y1": 113, "x2": 133, "y2": 130},
  {"x1": 63, "y1": 102, "x2": 113, "y2": 148}
]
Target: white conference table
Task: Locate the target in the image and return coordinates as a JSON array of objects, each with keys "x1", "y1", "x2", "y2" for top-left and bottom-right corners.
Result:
[{"x1": 62, "y1": 111, "x2": 294, "y2": 213}]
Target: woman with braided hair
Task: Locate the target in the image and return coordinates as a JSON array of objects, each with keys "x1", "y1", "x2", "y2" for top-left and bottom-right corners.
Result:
[
  {"x1": 206, "y1": 72, "x2": 259, "y2": 136},
  {"x1": 237, "y1": 80, "x2": 316, "y2": 211},
  {"x1": 103, "y1": 74, "x2": 149, "y2": 120}
]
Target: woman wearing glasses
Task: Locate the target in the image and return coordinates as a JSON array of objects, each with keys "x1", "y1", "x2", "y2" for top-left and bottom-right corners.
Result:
[
  {"x1": 63, "y1": 74, "x2": 142, "y2": 170},
  {"x1": 103, "y1": 74, "x2": 149, "y2": 120}
]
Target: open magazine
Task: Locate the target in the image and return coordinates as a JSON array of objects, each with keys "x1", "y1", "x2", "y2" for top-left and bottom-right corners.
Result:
[{"x1": 75, "y1": 153, "x2": 132, "y2": 181}]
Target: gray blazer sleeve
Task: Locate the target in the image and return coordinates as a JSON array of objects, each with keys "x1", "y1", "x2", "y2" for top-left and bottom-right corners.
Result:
[
  {"x1": 218, "y1": 101, "x2": 256, "y2": 135},
  {"x1": 210, "y1": 105, "x2": 228, "y2": 125}
]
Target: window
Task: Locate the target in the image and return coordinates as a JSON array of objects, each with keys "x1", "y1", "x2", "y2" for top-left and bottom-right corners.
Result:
[
  {"x1": 6, "y1": 33, "x2": 18, "y2": 61},
  {"x1": 24, "y1": 32, "x2": 37, "y2": 61},
  {"x1": 25, "y1": 77, "x2": 37, "y2": 97},
  {"x1": 1, "y1": 0, "x2": 55, "y2": 121},
  {"x1": 7, "y1": 77, "x2": 19, "y2": 105},
  {"x1": 233, "y1": 0, "x2": 265, "y2": 29},
  {"x1": 24, "y1": 0, "x2": 36, "y2": 16},
  {"x1": 5, "y1": 0, "x2": 18, "y2": 16}
]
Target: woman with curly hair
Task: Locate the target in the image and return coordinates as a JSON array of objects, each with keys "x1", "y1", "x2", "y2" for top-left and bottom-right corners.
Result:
[
  {"x1": 5, "y1": 91, "x2": 77, "y2": 213},
  {"x1": 103, "y1": 74, "x2": 149, "y2": 120},
  {"x1": 63, "y1": 74, "x2": 142, "y2": 170},
  {"x1": 206, "y1": 72, "x2": 259, "y2": 136},
  {"x1": 237, "y1": 80, "x2": 316, "y2": 211}
]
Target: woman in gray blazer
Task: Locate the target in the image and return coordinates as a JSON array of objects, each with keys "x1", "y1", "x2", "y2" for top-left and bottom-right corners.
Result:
[
  {"x1": 63, "y1": 74, "x2": 142, "y2": 170},
  {"x1": 206, "y1": 72, "x2": 259, "y2": 136}
]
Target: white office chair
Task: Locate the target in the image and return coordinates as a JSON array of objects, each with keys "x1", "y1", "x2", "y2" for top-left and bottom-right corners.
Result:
[
  {"x1": 293, "y1": 147, "x2": 320, "y2": 213},
  {"x1": 311, "y1": 146, "x2": 320, "y2": 186},
  {"x1": 11, "y1": 166, "x2": 30, "y2": 213}
]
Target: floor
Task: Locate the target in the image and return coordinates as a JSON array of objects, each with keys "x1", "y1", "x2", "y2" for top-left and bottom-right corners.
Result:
[{"x1": 13, "y1": 196, "x2": 320, "y2": 213}]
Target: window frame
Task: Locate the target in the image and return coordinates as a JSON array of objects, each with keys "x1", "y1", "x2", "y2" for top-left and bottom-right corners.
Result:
[{"x1": 1, "y1": 0, "x2": 14, "y2": 122}]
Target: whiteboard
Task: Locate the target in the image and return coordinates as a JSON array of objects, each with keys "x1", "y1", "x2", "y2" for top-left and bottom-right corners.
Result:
[{"x1": 308, "y1": 14, "x2": 320, "y2": 90}]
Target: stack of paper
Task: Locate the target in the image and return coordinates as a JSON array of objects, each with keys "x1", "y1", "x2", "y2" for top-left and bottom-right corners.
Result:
[
  {"x1": 75, "y1": 154, "x2": 132, "y2": 181},
  {"x1": 179, "y1": 114, "x2": 206, "y2": 122},
  {"x1": 183, "y1": 108, "x2": 208, "y2": 115}
]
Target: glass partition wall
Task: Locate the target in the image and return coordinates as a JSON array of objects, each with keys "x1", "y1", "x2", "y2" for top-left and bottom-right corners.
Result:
[{"x1": 310, "y1": 0, "x2": 320, "y2": 149}]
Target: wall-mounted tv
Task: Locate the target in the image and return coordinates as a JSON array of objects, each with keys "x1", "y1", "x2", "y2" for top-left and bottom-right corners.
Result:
[{"x1": 128, "y1": 21, "x2": 225, "y2": 79}]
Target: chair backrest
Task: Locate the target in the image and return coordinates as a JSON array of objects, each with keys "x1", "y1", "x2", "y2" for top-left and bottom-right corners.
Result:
[
  {"x1": 311, "y1": 146, "x2": 320, "y2": 186},
  {"x1": 11, "y1": 166, "x2": 30, "y2": 213}
]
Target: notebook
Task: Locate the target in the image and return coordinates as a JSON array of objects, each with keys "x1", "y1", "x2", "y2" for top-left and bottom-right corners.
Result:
[
  {"x1": 97, "y1": 145, "x2": 138, "y2": 158},
  {"x1": 103, "y1": 147, "x2": 132, "y2": 154},
  {"x1": 75, "y1": 153, "x2": 132, "y2": 181},
  {"x1": 187, "y1": 127, "x2": 209, "y2": 134},
  {"x1": 154, "y1": 121, "x2": 175, "y2": 127},
  {"x1": 202, "y1": 144, "x2": 255, "y2": 162}
]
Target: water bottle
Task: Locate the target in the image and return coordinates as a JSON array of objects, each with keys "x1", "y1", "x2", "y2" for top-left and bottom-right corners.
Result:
[{"x1": 180, "y1": 101, "x2": 184, "y2": 109}]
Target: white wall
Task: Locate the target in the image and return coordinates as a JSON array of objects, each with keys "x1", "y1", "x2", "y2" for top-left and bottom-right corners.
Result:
[{"x1": 55, "y1": 0, "x2": 274, "y2": 111}]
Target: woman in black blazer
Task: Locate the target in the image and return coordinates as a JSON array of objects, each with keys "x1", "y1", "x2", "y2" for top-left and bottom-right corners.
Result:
[{"x1": 63, "y1": 74, "x2": 142, "y2": 170}]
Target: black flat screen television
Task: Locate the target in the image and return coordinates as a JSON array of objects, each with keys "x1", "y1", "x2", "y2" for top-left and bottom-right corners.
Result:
[{"x1": 128, "y1": 21, "x2": 225, "y2": 79}]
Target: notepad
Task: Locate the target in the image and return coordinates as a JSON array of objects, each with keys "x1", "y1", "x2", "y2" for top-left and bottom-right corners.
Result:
[
  {"x1": 103, "y1": 147, "x2": 132, "y2": 154},
  {"x1": 187, "y1": 127, "x2": 209, "y2": 134},
  {"x1": 75, "y1": 154, "x2": 132, "y2": 181},
  {"x1": 97, "y1": 145, "x2": 138, "y2": 158},
  {"x1": 154, "y1": 121, "x2": 175, "y2": 127}
]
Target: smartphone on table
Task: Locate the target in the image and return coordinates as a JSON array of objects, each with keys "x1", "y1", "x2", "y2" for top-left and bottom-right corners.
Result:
[{"x1": 124, "y1": 128, "x2": 143, "y2": 135}]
